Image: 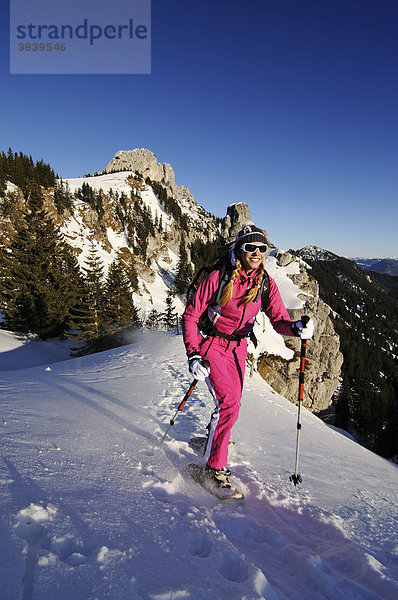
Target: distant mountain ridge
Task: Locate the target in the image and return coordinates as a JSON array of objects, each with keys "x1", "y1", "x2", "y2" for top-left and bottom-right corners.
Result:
[
  {"x1": 352, "y1": 257, "x2": 398, "y2": 276},
  {"x1": 298, "y1": 247, "x2": 398, "y2": 277}
]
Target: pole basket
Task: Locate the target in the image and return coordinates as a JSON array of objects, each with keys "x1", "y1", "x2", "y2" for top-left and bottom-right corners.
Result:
[{"x1": 289, "y1": 473, "x2": 302, "y2": 486}]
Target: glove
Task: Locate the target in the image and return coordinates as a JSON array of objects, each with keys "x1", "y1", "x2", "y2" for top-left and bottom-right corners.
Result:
[
  {"x1": 188, "y1": 354, "x2": 210, "y2": 381},
  {"x1": 292, "y1": 317, "x2": 315, "y2": 339}
]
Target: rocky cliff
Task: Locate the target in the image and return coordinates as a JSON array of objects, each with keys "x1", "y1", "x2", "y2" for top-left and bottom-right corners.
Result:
[
  {"x1": 221, "y1": 202, "x2": 271, "y2": 246},
  {"x1": 258, "y1": 250, "x2": 343, "y2": 412}
]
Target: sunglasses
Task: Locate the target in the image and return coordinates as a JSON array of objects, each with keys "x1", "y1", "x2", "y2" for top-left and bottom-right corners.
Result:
[{"x1": 240, "y1": 243, "x2": 268, "y2": 254}]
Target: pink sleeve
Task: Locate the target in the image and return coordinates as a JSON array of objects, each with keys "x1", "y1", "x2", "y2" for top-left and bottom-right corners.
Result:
[
  {"x1": 182, "y1": 270, "x2": 220, "y2": 357},
  {"x1": 264, "y1": 276, "x2": 296, "y2": 337}
]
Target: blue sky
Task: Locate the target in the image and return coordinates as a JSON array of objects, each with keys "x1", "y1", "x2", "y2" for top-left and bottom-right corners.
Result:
[{"x1": 1, "y1": 0, "x2": 397, "y2": 257}]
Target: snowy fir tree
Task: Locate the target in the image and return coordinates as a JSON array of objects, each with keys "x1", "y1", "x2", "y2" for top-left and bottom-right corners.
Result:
[
  {"x1": 0, "y1": 185, "x2": 80, "y2": 338},
  {"x1": 162, "y1": 290, "x2": 178, "y2": 331},
  {"x1": 103, "y1": 256, "x2": 140, "y2": 333},
  {"x1": 69, "y1": 243, "x2": 106, "y2": 351},
  {"x1": 145, "y1": 308, "x2": 161, "y2": 330}
]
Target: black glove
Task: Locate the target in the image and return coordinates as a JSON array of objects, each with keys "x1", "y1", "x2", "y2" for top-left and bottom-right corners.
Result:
[{"x1": 291, "y1": 316, "x2": 315, "y2": 339}]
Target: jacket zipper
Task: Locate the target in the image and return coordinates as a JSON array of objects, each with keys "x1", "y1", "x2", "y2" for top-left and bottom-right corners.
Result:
[{"x1": 226, "y1": 272, "x2": 252, "y2": 349}]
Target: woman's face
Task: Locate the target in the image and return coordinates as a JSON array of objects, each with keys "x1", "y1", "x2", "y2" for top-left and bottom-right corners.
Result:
[{"x1": 239, "y1": 247, "x2": 264, "y2": 272}]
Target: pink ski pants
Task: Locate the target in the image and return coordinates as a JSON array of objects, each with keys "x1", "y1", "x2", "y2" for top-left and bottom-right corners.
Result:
[{"x1": 199, "y1": 336, "x2": 248, "y2": 470}]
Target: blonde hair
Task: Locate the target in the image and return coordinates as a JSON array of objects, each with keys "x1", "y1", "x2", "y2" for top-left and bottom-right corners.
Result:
[{"x1": 219, "y1": 259, "x2": 266, "y2": 307}]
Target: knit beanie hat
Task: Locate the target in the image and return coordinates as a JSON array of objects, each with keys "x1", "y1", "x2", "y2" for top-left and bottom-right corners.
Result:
[{"x1": 234, "y1": 222, "x2": 267, "y2": 251}]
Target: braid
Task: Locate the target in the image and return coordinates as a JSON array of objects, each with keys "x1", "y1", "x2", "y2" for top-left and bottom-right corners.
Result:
[
  {"x1": 219, "y1": 260, "x2": 265, "y2": 307},
  {"x1": 219, "y1": 260, "x2": 242, "y2": 307},
  {"x1": 242, "y1": 262, "x2": 265, "y2": 306}
]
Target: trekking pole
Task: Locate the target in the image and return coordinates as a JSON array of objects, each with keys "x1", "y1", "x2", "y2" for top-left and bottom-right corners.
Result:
[
  {"x1": 290, "y1": 316, "x2": 310, "y2": 486},
  {"x1": 160, "y1": 360, "x2": 210, "y2": 443}
]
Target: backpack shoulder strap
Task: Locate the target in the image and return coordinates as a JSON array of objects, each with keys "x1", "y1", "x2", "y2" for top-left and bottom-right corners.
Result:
[
  {"x1": 185, "y1": 265, "x2": 208, "y2": 300},
  {"x1": 185, "y1": 257, "x2": 230, "y2": 303},
  {"x1": 260, "y1": 268, "x2": 271, "y2": 309},
  {"x1": 214, "y1": 258, "x2": 233, "y2": 304},
  {"x1": 213, "y1": 261, "x2": 270, "y2": 307}
]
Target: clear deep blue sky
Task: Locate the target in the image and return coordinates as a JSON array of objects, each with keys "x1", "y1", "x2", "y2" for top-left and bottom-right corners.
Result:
[{"x1": 1, "y1": 1, "x2": 397, "y2": 257}]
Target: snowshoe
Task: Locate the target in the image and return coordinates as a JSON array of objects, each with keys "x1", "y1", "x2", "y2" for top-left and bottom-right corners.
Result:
[{"x1": 186, "y1": 463, "x2": 244, "y2": 500}]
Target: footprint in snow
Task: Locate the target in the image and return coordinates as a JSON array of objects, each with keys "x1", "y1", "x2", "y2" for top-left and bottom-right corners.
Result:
[
  {"x1": 214, "y1": 512, "x2": 287, "y2": 549},
  {"x1": 213, "y1": 551, "x2": 249, "y2": 583},
  {"x1": 186, "y1": 532, "x2": 212, "y2": 558},
  {"x1": 148, "y1": 588, "x2": 191, "y2": 600},
  {"x1": 49, "y1": 535, "x2": 89, "y2": 566}
]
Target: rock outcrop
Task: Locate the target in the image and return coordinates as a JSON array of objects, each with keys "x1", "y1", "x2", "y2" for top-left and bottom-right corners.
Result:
[
  {"x1": 105, "y1": 148, "x2": 195, "y2": 206},
  {"x1": 221, "y1": 203, "x2": 271, "y2": 245},
  {"x1": 258, "y1": 250, "x2": 343, "y2": 411}
]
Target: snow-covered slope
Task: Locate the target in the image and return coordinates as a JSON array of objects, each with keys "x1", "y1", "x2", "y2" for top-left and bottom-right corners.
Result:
[
  {"x1": 62, "y1": 172, "x2": 180, "y2": 315},
  {"x1": 64, "y1": 171, "x2": 174, "y2": 238},
  {"x1": 1, "y1": 330, "x2": 397, "y2": 600}
]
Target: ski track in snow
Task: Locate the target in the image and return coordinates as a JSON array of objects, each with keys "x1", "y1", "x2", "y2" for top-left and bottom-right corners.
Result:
[{"x1": 1, "y1": 331, "x2": 397, "y2": 600}]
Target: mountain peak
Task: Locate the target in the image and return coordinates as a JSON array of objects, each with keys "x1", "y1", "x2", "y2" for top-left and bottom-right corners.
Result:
[
  {"x1": 296, "y1": 245, "x2": 338, "y2": 262},
  {"x1": 104, "y1": 148, "x2": 186, "y2": 200}
]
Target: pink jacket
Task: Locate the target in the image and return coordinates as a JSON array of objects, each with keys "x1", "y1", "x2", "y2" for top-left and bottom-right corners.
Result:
[{"x1": 182, "y1": 267, "x2": 295, "y2": 357}]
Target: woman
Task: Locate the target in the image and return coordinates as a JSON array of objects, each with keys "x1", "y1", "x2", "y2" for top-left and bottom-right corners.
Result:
[{"x1": 182, "y1": 223, "x2": 314, "y2": 490}]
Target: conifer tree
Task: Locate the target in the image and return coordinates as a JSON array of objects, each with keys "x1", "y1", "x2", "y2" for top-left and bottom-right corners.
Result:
[
  {"x1": 54, "y1": 180, "x2": 74, "y2": 214},
  {"x1": 145, "y1": 308, "x2": 161, "y2": 330},
  {"x1": 0, "y1": 185, "x2": 80, "y2": 338},
  {"x1": 0, "y1": 148, "x2": 55, "y2": 191},
  {"x1": 175, "y1": 238, "x2": 193, "y2": 295},
  {"x1": 0, "y1": 158, "x2": 6, "y2": 196},
  {"x1": 103, "y1": 257, "x2": 139, "y2": 332},
  {"x1": 126, "y1": 255, "x2": 139, "y2": 292},
  {"x1": 162, "y1": 290, "x2": 178, "y2": 331},
  {"x1": 69, "y1": 243, "x2": 106, "y2": 349}
]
